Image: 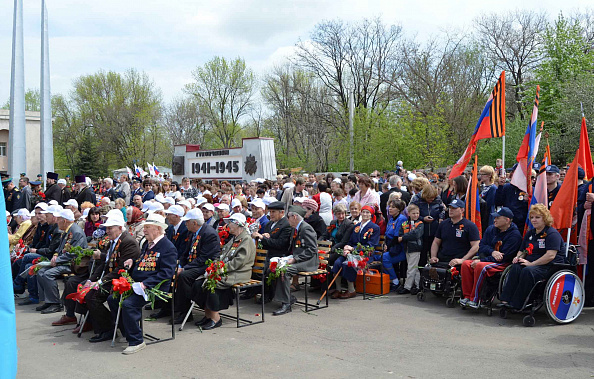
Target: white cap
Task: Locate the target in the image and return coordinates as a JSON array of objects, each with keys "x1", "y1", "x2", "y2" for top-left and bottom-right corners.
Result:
[
  {"x1": 231, "y1": 198, "x2": 242, "y2": 208},
  {"x1": 262, "y1": 196, "x2": 275, "y2": 206},
  {"x1": 57, "y1": 179, "x2": 67, "y2": 185},
  {"x1": 6, "y1": 211, "x2": 11, "y2": 218},
  {"x1": 201, "y1": 203, "x2": 215, "y2": 212},
  {"x1": 333, "y1": 178, "x2": 342, "y2": 183},
  {"x1": 164, "y1": 204, "x2": 185, "y2": 217},
  {"x1": 141, "y1": 202, "x2": 150, "y2": 212},
  {"x1": 34, "y1": 202, "x2": 49, "y2": 211},
  {"x1": 147, "y1": 202, "x2": 164, "y2": 214},
  {"x1": 103, "y1": 212, "x2": 125, "y2": 227},
  {"x1": 397, "y1": 160, "x2": 403, "y2": 166},
  {"x1": 178, "y1": 200, "x2": 191, "y2": 209},
  {"x1": 293, "y1": 197, "x2": 305, "y2": 204},
  {"x1": 407, "y1": 173, "x2": 417, "y2": 182},
  {"x1": 17, "y1": 208, "x2": 30, "y2": 218},
  {"x1": 42, "y1": 204, "x2": 62, "y2": 214},
  {"x1": 181, "y1": 208, "x2": 204, "y2": 223},
  {"x1": 249, "y1": 198, "x2": 266, "y2": 209},
  {"x1": 195, "y1": 196, "x2": 207, "y2": 207},
  {"x1": 64, "y1": 199, "x2": 78, "y2": 208},
  {"x1": 82, "y1": 208, "x2": 90, "y2": 218},
  {"x1": 58, "y1": 209, "x2": 75, "y2": 221},
  {"x1": 144, "y1": 213, "x2": 168, "y2": 229},
  {"x1": 215, "y1": 203, "x2": 230, "y2": 212},
  {"x1": 29, "y1": 209, "x2": 37, "y2": 217},
  {"x1": 283, "y1": 182, "x2": 295, "y2": 189},
  {"x1": 174, "y1": 191, "x2": 183, "y2": 200},
  {"x1": 102, "y1": 209, "x2": 123, "y2": 220},
  {"x1": 224, "y1": 213, "x2": 246, "y2": 227},
  {"x1": 255, "y1": 178, "x2": 265, "y2": 183},
  {"x1": 164, "y1": 197, "x2": 175, "y2": 205},
  {"x1": 155, "y1": 194, "x2": 166, "y2": 203},
  {"x1": 48, "y1": 200, "x2": 59, "y2": 206},
  {"x1": 202, "y1": 190, "x2": 212, "y2": 196}
]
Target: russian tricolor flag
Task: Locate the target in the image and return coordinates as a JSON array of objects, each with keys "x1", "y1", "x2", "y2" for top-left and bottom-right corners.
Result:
[{"x1": 511, "y1": 86, "x2": 540, "y2": 194}]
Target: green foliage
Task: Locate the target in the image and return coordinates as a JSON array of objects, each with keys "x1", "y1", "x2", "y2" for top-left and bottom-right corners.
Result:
[{"x1": 2, "y1": 88, "x2": 40, "y2": 111}]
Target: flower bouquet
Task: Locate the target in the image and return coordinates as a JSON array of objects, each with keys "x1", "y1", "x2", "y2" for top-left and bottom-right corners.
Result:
[
  {"x1": 203, "y1": 259, "x2": 228, "y2": 293},
  {"x1": 267, "y1": 256, "x2": 292, "y2": 285},
  {"x1": 25, "y1": 257, "x2": 50, "y2": 277},
  {"x1": 10, "y1": 239, "x2": 26, "y2": 261},
  {"x1": 108, "y1": 269, "x2": 172, "y2": 309},
  {"x1": 312, "y1": 252, "x2": 328, "y2": 283},
  {"x1": 448, "y1": 266, "x2": 460, "y2": 279}
]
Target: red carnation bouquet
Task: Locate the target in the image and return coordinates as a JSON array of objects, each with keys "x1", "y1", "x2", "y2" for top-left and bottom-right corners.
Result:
[
  {"x1": 449, "y1": 267, "x2": 460, "y2": 279},
  {"x1": 27, "y1": 257, "x2": 50, "y2": 276},
  {"x1": 343, "y1": 243, "x2": 375, "y2": 273},
  {"x1": 312, "y1": 251, "x2": 328, "y2": 283},
  {"x1": 108, "y1": 269, "x2": 171, "y2": 309},
  {"x1": 267, "y1": 256, "x2": 291, "y2": 285},
  {"x1": 218, "y1": 225, "x2": 230, "y2": 247},
  {"x1": 11, "y1": 238, "x2": 26, "y2": 261},
  {"x1": 203, "y1": 259, "x2": 228, "y2": 293}
]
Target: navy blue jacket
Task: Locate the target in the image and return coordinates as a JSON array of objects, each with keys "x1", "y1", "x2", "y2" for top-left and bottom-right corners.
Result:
[
  {"x1": 131, "y1": 236, "x2": 177, "y2": 291},
  {"x1": 348, "y1": 221, "x2": 380, "y2": 248},
  {"x1": 478, "y1": 223, "x2": 523, "y2": 263},
  {"x1": 166, "y1": 222, "x2": 190, "y2": 260},
  {"x1": 180, "y1": 224, "x2": 220, "y2": 270}
]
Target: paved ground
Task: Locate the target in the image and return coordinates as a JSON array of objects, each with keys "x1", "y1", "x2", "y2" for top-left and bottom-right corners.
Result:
[{"x1": 14, "y1": 286, "x2": 594, "y2": 379}]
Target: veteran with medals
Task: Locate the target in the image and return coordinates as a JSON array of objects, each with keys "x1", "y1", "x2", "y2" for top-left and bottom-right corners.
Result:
[
  {"x1": 107, "y1": 213, "x2": 177, "y2": 354},
  {"x1": 191, "y1": 213, "x2": 256, "y2": 330},
  {"x1": 85, "y1": 210, "x2": 141, "y2": 343},
  {"x1": 171, "y1": 208, "x2": 220, "y2": 324}
]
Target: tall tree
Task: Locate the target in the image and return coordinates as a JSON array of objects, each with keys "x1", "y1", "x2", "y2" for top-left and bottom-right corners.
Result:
[
  {"x1": 163, "y1": 96, "x2": 208, "y2": 146},
  {"x1": 185, "y1": 56, "x2": 255, "y2": 148}
]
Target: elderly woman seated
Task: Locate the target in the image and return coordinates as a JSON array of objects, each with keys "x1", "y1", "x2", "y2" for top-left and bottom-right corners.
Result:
[
  {"x1": 301, "y1": 198, "x2": 327, "y2": 238},
  {"x1": 499, "y1": 204, "x2": 564, "y2": 310},
  {"x1": 191, "y1": 213, "x2": 256, "y2": 330},
  {"x1": 330, "y1": 205, "x2": 380, "y2": 299},
  {"x1": 9, "y1": 208, "x2": 32, "y2": 251}
]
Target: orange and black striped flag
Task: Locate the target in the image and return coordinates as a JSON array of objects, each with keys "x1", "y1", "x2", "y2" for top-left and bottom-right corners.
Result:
[{"x1": 465, "y1": 154, "x2": 482, "y2": 238}]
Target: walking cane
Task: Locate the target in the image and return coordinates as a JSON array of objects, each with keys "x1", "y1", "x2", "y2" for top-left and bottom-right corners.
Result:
[
  {"x1": 77, "y1": 258, "x2": 99, "y2": 338},
  {"x1": 317, "y1": 267, "x2": 342, "y2": 305},
  {"x1": 111, "y1": 304, "x2": 122, "y2": 348}
]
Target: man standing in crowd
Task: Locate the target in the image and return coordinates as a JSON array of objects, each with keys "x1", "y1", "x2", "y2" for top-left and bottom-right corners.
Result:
[
  {"x1": 380, "y1": 175, "x2": 411, "y2": 218},
  {"x1": 164, "y1": 205, "x2": 190, "y2": 259},
  {"x1": 102, "y1": 178, "x2": 117, "y2": 201},
  {"x1": 75, "y1": 175, "x2": 96, "y2": 205},
  {"x1": 19, "y1": 177, "x2": 32, "y2": 211},
  {"x1": 44, "y1": 172, "x2": 61, "y2": 203},
  {"x1": 545, "y1": 165, "x2": 561, "y2": 207},
  {"x1": 115, "y1": 174, "x2": 131, "y2": 205},
  {"x1": 58, "y1": 179, "x2": 71, "y2": 205},
  {"x1": 281, "y1": 178, "x2": 308, "y2": 212},
  {"x1": 3, "y1": 178, "x2": 23, "y2": 213},
  {"x1": 130, "y1": 177, "x2": 143, "y2": 206},
  {"x1": 495, "y1": 164, "x2": 529, "y2": 233}
]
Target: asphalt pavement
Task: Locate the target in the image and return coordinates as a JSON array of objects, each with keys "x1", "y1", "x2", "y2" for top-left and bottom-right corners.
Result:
[{"x1": 14, "y1": 287, "x2": 594, "y2": 379}]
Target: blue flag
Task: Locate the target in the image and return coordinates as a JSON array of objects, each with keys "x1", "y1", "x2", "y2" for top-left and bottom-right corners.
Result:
[{"x1": 0, "y1": 190, "x2": 18, "y2": 377}]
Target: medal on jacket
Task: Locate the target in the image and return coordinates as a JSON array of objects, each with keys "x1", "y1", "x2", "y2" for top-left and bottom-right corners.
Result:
[{"x1": 188, "y1": 236, "x2": 201, "y2": 261}]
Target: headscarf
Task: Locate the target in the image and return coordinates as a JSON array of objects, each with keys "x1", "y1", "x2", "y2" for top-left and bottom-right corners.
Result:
[
  {"x1": 128, "y1": 206, "x2": 145, "y2": 225},
  {"x1": 361, "y1": 205, "x2": 376, "y2": 224}
]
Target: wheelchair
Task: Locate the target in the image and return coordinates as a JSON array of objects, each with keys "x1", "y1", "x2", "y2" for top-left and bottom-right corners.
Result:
[
  {"x1": 498, "y1": 244, "x2": 585, "y2": 327},
  {"x1": 459, "y1": 269, "x2": 501, "y2": 316},
  {"x1": 416, "y1": 263, "x2": 461, "y2": 308}
]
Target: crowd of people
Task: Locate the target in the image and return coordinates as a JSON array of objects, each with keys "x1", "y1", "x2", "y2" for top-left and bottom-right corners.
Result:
[{"x1": 4, "y1": 158, "x2": 591, "y2": 354}]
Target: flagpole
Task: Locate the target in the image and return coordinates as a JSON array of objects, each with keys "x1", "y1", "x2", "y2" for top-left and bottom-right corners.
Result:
[{"x1": 502, "y1": 135, "x2": 505, "y2": 170}]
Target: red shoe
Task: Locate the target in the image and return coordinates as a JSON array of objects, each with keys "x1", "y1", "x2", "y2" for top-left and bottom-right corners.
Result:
[{"x1": 52, "y1": 315, "x2": 78, "y2": 326}]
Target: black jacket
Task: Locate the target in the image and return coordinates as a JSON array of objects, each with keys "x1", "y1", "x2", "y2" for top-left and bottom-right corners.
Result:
[
  {"x1": 45, "y1": 183, "x2": 61, "y2": 203},
  {"x1": 76, "y1": 186, "x2": 96, "y2": 207},
  {"x1": 305, "y1": 213, "x2": 327, "y2": 239},
  {"x1": 180, "y1": 224, "x2": 221, "y2": 270},
  {"x1": 166, "y1": 222, "x2": 190, "y2": 260},
  {"x1": 36, "y1": 225, "x2": 62, "y2": 258},
  {"x1": 131, "y1": 236, "x2": 177, "y2": 291},
  {"x1": 91, "y1": 232, "x2": 141, "y2": 283},
  {"x1": 260, "y1": 216, "x2": 292, "y2": 258},
  {"x1": 380, "y1": 187, "x2": 411, "y2": 219}
]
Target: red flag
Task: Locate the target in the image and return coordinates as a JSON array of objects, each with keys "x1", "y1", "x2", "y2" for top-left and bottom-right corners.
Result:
[
  {"x1": 578, "y1": 117, "x2": 594, "y2": 180},
  {"x1": 450, "y1": 72, "x2": 506, "y2": 179},
  {"x1": 550, "y1": 149, "x2": 579, "y2": 230},
  {"x1": 465, "y1": 155, "x2": 482, "y2": 238}
]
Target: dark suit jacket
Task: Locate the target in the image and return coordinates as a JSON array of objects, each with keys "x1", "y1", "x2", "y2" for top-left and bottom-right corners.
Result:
[
  {"x1": 45, "y1": 183, "x2": 61, "y2": 203},
  {"x1": 292, "y1": 221, "x2": 318, "y2": 264},
  {"x1": 92, "y1": 232, "x2": 141, "y2": 283},
  {"x1": 321, "y1": 219, "x2": 354, "y2": 252},
  {"x1": 76, "y1": 186, "x2": 96, "y2": 207},
  {"x1": 181, "y1": 224, "x2": 221, "y2": 270},
  {"x1": 348, "y1": 221, "x2": 381, "y2": 248},
  {"x1": 131, "y1": 236, "x2": 177, "y2": 290},
  {"x1": 166, "y1": 222, "x2": 190, "y2": 259},
  {"x1": 260, "y1": 216, "x2": 292, "y2": 258},
  {"x1": 380, "y1": 187, "x2": 411, "y2": 219}
]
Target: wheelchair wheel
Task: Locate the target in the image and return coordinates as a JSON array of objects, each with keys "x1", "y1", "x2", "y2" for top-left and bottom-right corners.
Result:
[
  {"x1": 486, "y1": 308, "x2": 493, "y2": 317},
  {"x1": 417, "y1": 291, "x2": 425, "y2": 302},
  {"x1": 522, "y1": 315, "x2": 535, "y2": 327},
  {"x1": 499, "y1": 308, "x2": 508, "y2": 319},
  {"x1": 445, "y1": 297, "x2": 455, "y2": 308},
  {"x1": 544, "y1": 270, "x2": 584, "y2": 324}
]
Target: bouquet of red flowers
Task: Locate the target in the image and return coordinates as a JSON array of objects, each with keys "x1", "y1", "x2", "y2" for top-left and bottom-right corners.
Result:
[
  {"x1": 11, "y1": 238, "x2": 26, "y2": 261},
  {"x1": 267, "y1": 256, "x2": 291, "y2": 285},
  {"x1": 27, "y1": 257, "x2": 49, "y2": 276},
  {"x1": 65, "y1": 281, "x2": 94, "y2": 304},
  {"x1": 203, "y1": 259, "x2": 228, "y2": 293},
  {"x1": 312, "y1": 252, "x2": 328, "y2": 283},
  {"x1": 449, "y1": 267, "x2": 460, "y2": 279},
  {"x1": 344, "y1": 244, "x2": 375, "y2": 272},
  {"x1": 218, "y1": 226, "x2": 230, "y2": 247},
  {"x1": 111, "y1": 270, "x2": 134, "y2": 305}
]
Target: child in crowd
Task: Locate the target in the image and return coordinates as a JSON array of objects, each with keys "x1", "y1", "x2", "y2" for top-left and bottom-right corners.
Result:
[{"x1": 397, "y1": 204, "x2": 424, "y2": 294}]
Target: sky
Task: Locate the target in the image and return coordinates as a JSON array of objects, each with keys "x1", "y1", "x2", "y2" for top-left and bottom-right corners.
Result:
[{"x1": 0, "y1": 0, "x2": 592, "y2": 104}]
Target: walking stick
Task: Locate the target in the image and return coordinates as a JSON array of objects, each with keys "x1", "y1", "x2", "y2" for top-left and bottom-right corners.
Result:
[
  {"x1": 317, "y1": 267, "x2": 342, "y2": 305},
  {"x1": 111, "y1": 304, "x2": 122, "y2": 348}
]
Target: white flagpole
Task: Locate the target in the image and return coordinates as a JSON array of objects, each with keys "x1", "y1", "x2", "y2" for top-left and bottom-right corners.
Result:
[
  {"x1": 9, "y1": 0, "x2": 26, "y2": 177},
  {"x1": 40, "y1": 0, "x2": 53, "y2": 189}
]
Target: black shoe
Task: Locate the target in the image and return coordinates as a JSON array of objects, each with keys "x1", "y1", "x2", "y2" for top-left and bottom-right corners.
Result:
[
  {"x1": 19, "y1": 298, "x2": 39, "y2": 305},
  {"x1": 397, "y1": 287, "x2": 410, "y2": 295},
  {"x1": 202, "y1": 318, "x2": 222, "y2": 330},
  {"x1": 150, "y1": 308, "x2": 171, "y2": 319},
  {"x1": 41, "y1": 304, "x2": 63, "y2": 314},
  {"x1": 170, "y1": 313, "x2": 192, "y2": 325},
  {"x1": 89, "y1": 331, "x2": 113, "y2": 343},
  {"x1": 13, "y1": 285, "x2": 25, "y2": 295},
  {"x1": 272, "y1": 303, "x2": 292, "y2": 316},
  {"x1": 35, "y1": 303, "x2": 51, "y2": 312},
  {"x1": 410, "y1": 287, "x2": 419, "y2": 295},
  {"x1": 290, "y1": 295, "x2": 297, "y2": 305},
  {"x1": 194, "y1": 317, "x2": 211, "y2": 327}
]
